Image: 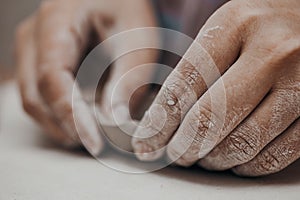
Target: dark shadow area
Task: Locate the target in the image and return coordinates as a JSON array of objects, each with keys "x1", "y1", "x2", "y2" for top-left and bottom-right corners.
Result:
[
  {"x1": 154, "y1": 159, "x2": 300, "y2": 186},
  {"x1": 35, "y1": 132, "x2": 90, "y2": 158},
  {"x1": 36, "y1": 131, "x2": 300, "y2": 186}
]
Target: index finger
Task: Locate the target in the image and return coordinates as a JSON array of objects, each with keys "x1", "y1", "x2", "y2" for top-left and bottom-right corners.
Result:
[
  {"x1": 132, "y1": 2, "x2": 243, "y2": 161},
  {"x1": 35, "y1": 4, "x2": 103, "y2": 155}
]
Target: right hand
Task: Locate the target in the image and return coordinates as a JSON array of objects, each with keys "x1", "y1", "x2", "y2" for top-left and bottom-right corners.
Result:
[{"x1": 15, "y1": 0, "x2": 158, "y2": 155}]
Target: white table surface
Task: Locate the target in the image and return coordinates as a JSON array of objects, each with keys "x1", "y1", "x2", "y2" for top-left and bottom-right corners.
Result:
[{"x1": 1, "y1": 82, "x2": 299, "y2": 200}]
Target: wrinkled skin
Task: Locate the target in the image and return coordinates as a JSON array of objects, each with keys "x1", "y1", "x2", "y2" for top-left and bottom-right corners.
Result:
[
  {"x1": 132, "y1": 0, "x2": 300, "y2": 177},
  {"x1": 15, "y1": 0, "x2": 300, "y2": 177},
  {"x1": 15, "y1": 0, "x2": 158, "y2": 154}
]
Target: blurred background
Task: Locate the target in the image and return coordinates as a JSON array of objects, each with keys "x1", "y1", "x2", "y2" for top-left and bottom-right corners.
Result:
[{"x1": 0, "y1": 0, "x2": 41, "y2": 81}]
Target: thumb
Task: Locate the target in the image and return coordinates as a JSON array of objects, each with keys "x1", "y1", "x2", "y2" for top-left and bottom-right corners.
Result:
[{"x1": 100, "y1": 49, "x2": 158, "y2": 125}]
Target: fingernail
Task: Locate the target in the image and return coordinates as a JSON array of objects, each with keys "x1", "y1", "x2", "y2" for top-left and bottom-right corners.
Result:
[
  {"x1": 73, "y1": 101, "x2": 104, "y2": 156},
  {"x1": 132, "y1": 141, "x2": 164, "y2": 161},
  {"x1": 167, "y1": 146, "x2": 193, "y2": 167},
  {"x1": 112, "y1": 103, "x2": 131, "y2": 125},
  {"x1": 197, "y1": 159, "x2": 215, "y2": 170},
  {"x1": 79, "y1": 126, "x2": 104, "y2": 156},
  {"x1": 61, "y1": 122, "x2": 80, "y2": 142},
  {"x1": 166, "y1": 146, "x2": 180, "y2": 163},
  {"x1": 198, "y1": 138, "x2": 218, "y2": 158},
  {"x1": 61, "y1": 138, "x2": 80, "y2": 148}
]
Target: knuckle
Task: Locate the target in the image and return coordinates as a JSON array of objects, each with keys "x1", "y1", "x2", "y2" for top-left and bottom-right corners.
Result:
[
  {"x1": 197, "y1": 111, "x2": 212, "y2": 133},
  {"x1": 37, "y1": 71, "x2": 58, "y2": 102},
  {"x1": 218, "y1": 0, "x2": 247, "y2": 24},
  {"x1": 37, "y1": 71, "x2": 51, "y2": 91},
  {"x1": 278, "y1": 38, "x2": 300, "y2": 57},
  {"x1": 38, "y1": 0, "x2": 75, "y2": 21},
  {"x1": 268, "y1": 38, "x2": 300, "y2": 59},
  {"x1": 218, "y1": 1, "x2": 239, "y2": 14},
  {"x1": 15, "y1": 22, "x2": 28, "y2": 39},
  {"x1": 160, "y1": 84, "x2": 183, "y2": 122},
  {"x1": 164, "y1": 69, "x2": 198, "y2": 104},
  {"x1": 182, "y1": 103, "x2": 218, "y2": 148},
  {"x1": 254, "y1": 37, "x2": 300, "y2": 71},
  {"x1": 164, "y1": 77, "x2": 183, "y2": 99},
  {"x1": 159, "y1": 67, "x2": 200, "y2": 125},
  {"x1": 57, "y1": 99, "x2": 73, "y2": 117},
  {"x1": 232, "y1": 143, "x2": 293, "y2": 177},
  {"x1": 15, "y1": 18, "x2": 32, "y2": 42},
  {"x1": 223, "y1": 1, "x2": 245, "y2": 17},
  {"x1": 226, "y1": 128, "x2": 259, "y2": 162},
  {"x1": 257, "y1": 150, "x2": 281, "y2": 173},
  {"x1": 186, "y1": 117, "x2": 205, "y2": 141},
  {"x1": 183, "y1": 112, "x2": 208, "y2": 147},
  {"x1": 37, "y1": 0, "x2": 74, "y2": 40},
  {"x1": 192, "y1": 103, "x2": 218, "y2": 135},
  {"x1": 38, "y1": 0, "x2": 59, "y2": 16},
  {"x1": 176, "y1": 60, "x2": 203, "y2": 90},
  {"x1": 22, "y1": 97, "x2": 41, "y2": 116}
]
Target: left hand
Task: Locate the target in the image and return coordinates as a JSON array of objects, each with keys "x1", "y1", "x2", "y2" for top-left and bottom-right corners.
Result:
[
  {"x1": 132, "y1": 0, "x2": 300, "y2": 177},
  {"x1": 15, "y1": 0, "x2": 158, "y2": 154}
]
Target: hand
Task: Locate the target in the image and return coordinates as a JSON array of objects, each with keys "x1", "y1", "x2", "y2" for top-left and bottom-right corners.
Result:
[
  {"x1": 15, "y1": 0, "x2": 158, "y2": 154},
  {"x1": 132, "y1": 0, "x2": 300, "y2": 177}
]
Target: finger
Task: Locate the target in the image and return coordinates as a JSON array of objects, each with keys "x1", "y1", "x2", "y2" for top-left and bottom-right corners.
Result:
[
  {"x1": 167, "y1": 52, "x2": 276, "y2": 166},
  {"x1": 232, "y1": 119, "x2": 300, "y2": 177},
  {"x1": 101, "y1": 0, "x2": 158, "y2": 117},
  {"x1": 100, "y1": 50, "x2": 158, "y2": 124},
  {"x1": 35, "y1": 7, "x2": 103, "y2": 155},
  {"x1": 96, "y1": 48, "x2": 158, "y2": 152},
  {"x1": 95, "y1": 2, "x2": 159, "y2": 150},
  {"x1": 132, "y1": 2, "x2": 242, "y2": 161},
  {"x1": 15, "y1": 16, "x2": 76, "y2": 146},
  {"x1": 198, "y1": 85, "x2": 300, "y2": 170}
]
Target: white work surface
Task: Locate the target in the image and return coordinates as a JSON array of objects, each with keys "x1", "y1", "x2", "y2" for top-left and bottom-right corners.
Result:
[{"x1": 1, "y1": 82, "x2": 300, "y2": 200}]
